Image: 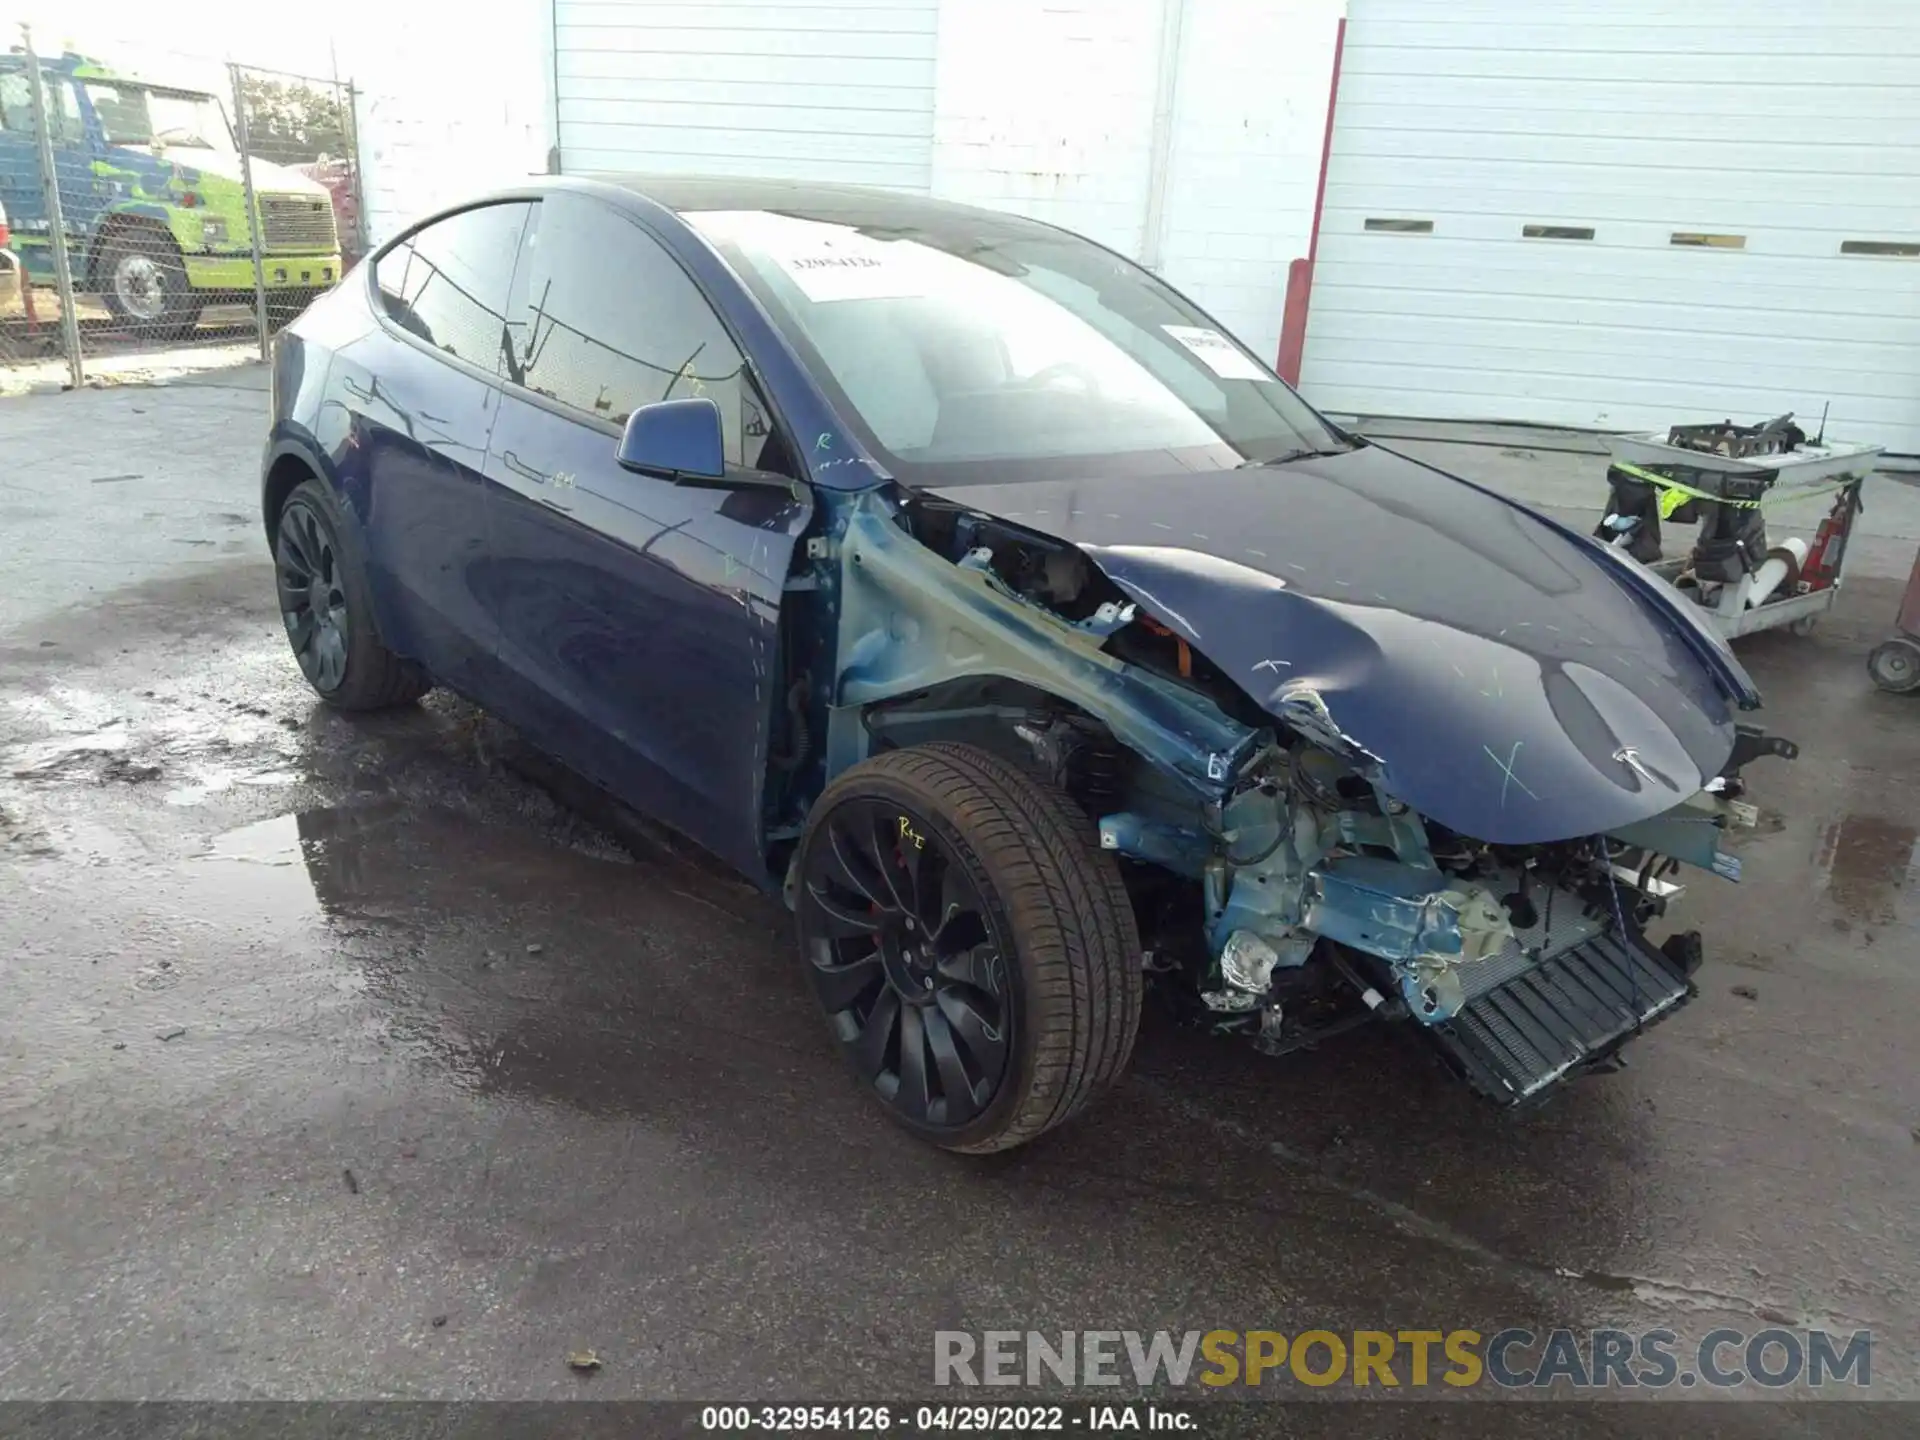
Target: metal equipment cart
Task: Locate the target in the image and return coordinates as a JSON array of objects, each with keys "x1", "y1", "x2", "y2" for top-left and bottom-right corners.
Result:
[{"x1": 1596, "y1": 415, "x2": 1882, "y2": 642}]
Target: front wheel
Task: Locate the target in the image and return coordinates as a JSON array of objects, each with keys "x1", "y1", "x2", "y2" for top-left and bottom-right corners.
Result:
[
  {"x1": 98, "y1": 229, "x2": 200, "y2": 340},
  {"x1": 795, "y1": 742, "x2": 1142, "y2": 1152}
]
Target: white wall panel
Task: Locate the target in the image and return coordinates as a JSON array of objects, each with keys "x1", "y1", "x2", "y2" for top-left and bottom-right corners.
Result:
[
  {"x1": 554, "y1": 0, "x2": 937, "y2": 190},
  {"x1": 1302, "y1": 0, "x2": 1920, "y2": 452}
]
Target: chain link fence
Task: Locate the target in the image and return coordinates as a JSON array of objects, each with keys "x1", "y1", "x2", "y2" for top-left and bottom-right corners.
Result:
[{"x1": 2, "y1": 25, "x2": 364, "y2": 384}]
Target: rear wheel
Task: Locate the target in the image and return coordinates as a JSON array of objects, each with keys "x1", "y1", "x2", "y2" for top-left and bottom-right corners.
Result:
[
  {"x1": 274, "y1": 478, "x2": 430, "y2": 710},
  {"x1": 98, "y1": 228, "x2": 200, "y2": 340},
  {"x1": 795, "y1": 742, "x2": 1142, "y2": 1152}
]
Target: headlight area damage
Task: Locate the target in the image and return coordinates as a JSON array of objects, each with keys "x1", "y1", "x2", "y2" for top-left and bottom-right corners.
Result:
[{"x1": 804, "y1": 472, "x2": 1797, "y2": 1108}]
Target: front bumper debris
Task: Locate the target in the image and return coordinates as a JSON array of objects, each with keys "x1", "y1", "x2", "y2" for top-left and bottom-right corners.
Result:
[{"x1": 1426, "y1": 925, "x2": 1696, "y2": 1106}]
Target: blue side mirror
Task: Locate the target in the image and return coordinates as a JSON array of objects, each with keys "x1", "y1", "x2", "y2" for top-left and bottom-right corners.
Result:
[{"x1": 615, "y1": 397, "x2": 725, "y2": 481}]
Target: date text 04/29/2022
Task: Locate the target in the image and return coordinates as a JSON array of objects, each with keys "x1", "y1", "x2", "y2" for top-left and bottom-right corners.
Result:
[{"x1": 699, "y1": 1405, "x2": 1195, "y2": 1432}]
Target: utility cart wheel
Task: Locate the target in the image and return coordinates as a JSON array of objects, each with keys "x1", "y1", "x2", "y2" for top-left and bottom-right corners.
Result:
[
  {"x1": 1868, "y1": 637, "x2": 1920, "y2": 695},
  {"x1": 1788, "y1": 615, "x2": 1820, "y2": 638}
]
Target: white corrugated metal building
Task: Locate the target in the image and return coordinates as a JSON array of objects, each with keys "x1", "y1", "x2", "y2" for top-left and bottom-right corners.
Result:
[{"x1": 348, "y1": 0, "x2": 1920, "y2": 454}]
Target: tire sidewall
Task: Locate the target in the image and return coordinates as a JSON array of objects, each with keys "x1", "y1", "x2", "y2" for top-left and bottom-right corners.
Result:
[
  {"x1": 799, "y1": 772, "x2": 1051, "y2": 1151},
  {"x1": 277, "y1": 477, "x2": 390, "y2": 706}
]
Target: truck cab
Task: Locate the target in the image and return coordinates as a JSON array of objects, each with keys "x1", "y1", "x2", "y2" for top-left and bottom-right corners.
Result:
[{"x1": 0, "y1": 51, "x2": 343, "y2": 338}]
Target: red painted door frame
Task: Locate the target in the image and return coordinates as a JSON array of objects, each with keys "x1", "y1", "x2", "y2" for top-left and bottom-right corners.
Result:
[{"x1": 1275, "y1": 14, "x2": 1347, "y2": 385}]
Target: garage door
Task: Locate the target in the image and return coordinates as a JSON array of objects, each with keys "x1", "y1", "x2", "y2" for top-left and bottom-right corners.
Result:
[
  {"x1": 1300, "y1": 1, "x2": 1920, "y2": 455},
  {"x1": 552, "y1": 0, "x2": 938, "y2": 191}
]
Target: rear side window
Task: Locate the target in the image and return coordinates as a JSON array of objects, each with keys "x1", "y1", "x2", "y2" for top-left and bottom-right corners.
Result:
[
  {"x1": 374, "y1": 202, "x2": 532, "y2": 371},
  {"x1": 503, "y1": 192, "x2": 777, "y2": 469}
]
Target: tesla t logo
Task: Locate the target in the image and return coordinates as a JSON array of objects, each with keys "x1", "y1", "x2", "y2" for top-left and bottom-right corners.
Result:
[{"x1": 1613, "y1": 747, "x2": 1657, "y2": 783}]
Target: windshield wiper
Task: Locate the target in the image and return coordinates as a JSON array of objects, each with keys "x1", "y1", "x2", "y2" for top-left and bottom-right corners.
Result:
[{"x1": 1239, "y1": 446, "x2": 1348, "y2": 468}]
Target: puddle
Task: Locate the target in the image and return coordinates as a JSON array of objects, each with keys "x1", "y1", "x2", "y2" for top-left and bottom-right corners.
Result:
[
  {"x1": 203, "y1": 812, "x2": 309, "y2": 866},
  {"x1": 200, "y1": 807, "x2": 416, "y2": 915},
  {"x1": 6, "y1": 725, "x2": 132, "y2": 779},
  {"x1": 4, "y1": 680, "x2": 302, "y2": 804},
  {"x1": 164, "y1": 765, "x2": 301, "y2": 808},
  {"x1": 1814, "y1": 813, "x2": 1919, "y2": 927}
]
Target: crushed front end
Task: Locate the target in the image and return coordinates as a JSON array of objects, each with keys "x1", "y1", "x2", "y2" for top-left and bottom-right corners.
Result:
[
  {"x1": 1097, "y1": 729, "x2": 1730, "y2": 1105},
  {"x1": 814, "y1": 479, "x2": 1793, "y2": 1111}
]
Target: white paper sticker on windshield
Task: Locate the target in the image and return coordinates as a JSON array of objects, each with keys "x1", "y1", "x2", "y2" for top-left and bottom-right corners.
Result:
[
  {"x1": 1162, "y1": 325, "x2": 1268, "y2": 381},
  {"x1": 774, "y1": 239, "x2": 932, "y2": 303}
]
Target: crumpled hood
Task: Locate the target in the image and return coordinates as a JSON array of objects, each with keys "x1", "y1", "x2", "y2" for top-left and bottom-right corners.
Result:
[{"x1": 929, "y1": 444, "x2": 1757, "y2": 844}]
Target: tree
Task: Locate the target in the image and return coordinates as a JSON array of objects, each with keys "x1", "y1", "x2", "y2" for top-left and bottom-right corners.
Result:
[{"x1": 237, "y1": 73, "x2": 353, "y2": 167}]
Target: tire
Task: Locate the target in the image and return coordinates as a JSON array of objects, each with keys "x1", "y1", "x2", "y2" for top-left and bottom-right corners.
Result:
[
  {"x1": 1868, "y1": 637, "x2": 1920, "y2": 694},
  {"x1": 98, "y1": 227, "x2": 201, "y2": 341},
  {"x1": 794, "y1": 741, "x2": 1142, "y2": 1152},
  {"x1": 274, "y1": 477, "x2": 431, "y2": 710}
]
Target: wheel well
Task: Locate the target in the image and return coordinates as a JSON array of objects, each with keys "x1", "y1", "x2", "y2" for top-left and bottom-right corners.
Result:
[
  {"x1": 87, "y1": 214, "x2": 180, "y2": 287},
  {"x1": 262, "y1": 453, "x2": 317, "y2": 546}
]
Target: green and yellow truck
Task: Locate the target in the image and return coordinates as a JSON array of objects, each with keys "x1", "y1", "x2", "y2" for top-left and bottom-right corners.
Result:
[{"x1": 0, "y1": 52, "x2": 344, "y2": 338}]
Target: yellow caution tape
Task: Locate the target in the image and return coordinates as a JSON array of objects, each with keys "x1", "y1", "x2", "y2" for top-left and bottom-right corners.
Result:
[{"x1": 1610, "y1": 460, "x2": 1855, "y2": 517}]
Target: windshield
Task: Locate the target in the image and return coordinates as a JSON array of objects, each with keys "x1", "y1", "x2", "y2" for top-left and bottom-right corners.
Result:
[
  {"x1": 87, "y1": 83, "x2": 232, "y2": 151},
  {"x1": 686, "y1": 207, "x2": 1347, "y2": 486}
]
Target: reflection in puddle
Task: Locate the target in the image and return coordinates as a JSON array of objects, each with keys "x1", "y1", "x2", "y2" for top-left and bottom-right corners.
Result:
[
  {"x1": 1814, "y1": 813, "x2": 1918, "y2": 926},
  {"x1": 202, "y1": 807, "x2": 408, "y2": 892},
  {"x1": 193, "y1": 804, "x2": 754, "y2": 1118},
  {"x1": 203, "y1": 812, "x2": 309, "y2": 866},
  {"x1": 165, "y1": 767, "x2": 301, "y2": 808}
]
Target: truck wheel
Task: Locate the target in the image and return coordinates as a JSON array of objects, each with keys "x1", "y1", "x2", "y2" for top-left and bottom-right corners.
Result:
[
  {"x1": 795, "y1": 742, "x2": 1142, "y2": 1152},
  {"x1": 99, "y1": 228, "x2": 200, "y2": 340},
  {"x1": 274, "y1": 478, "x2": 430, "y2": 710}
]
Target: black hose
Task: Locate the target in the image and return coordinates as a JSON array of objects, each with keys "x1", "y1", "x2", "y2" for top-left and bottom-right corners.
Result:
[{"x1": 773, "y1": 678, "x2": 811, "y2": 773}]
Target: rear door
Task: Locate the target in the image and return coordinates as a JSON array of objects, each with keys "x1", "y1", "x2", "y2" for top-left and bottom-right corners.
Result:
[
  {"x1": 331, "y1": 201, "x2": 532, "y2": 695},
  {"x1": 477, "y1": 191, "x2": 810, "y2": 879}
]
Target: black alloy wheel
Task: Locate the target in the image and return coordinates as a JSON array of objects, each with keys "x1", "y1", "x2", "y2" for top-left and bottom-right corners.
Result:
[
  {"x1": 801, "y1": 796, "x2": 1012, "y2": 1130},
  {"x1": 795, "y1": 743, "x2": 1142, "y2": 1153},
  {"x1": 272, "y1": 478, "x2": 429, "y2": 710},
  {"x1": 277, "y1": 496, "x2": 352, "y2": 694}
]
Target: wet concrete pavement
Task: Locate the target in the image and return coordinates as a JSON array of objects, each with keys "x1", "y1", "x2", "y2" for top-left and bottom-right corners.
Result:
[{"x1": 1, "y1": 378, "x2": 1917, "y2": 1431}]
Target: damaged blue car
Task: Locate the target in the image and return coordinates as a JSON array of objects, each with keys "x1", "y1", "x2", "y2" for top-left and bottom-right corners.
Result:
[{"x1": 262, "y1": 177, "x2": 1795, "y2": 1152}]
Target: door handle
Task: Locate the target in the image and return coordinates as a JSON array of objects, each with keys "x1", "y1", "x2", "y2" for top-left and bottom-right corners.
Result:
[
  {"x1": 501, "y1": 451, "x2": 578, "y2": 493},
  {"x1": 500, "y1": 449, "x2": 551, "y2": 485}
]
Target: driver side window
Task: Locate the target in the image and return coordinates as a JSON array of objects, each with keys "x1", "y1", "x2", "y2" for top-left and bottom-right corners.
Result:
[
  {"x1": 0, "y1": 69, "x2": 80, "y2": 143},
  {"x1": 502, "y1": 193, "x2": 788, "y2": 473}
]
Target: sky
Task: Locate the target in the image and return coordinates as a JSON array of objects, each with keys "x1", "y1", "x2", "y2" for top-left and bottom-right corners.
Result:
[{"x1": 4, "y1": 1, "x2": 358, "y2": 82}]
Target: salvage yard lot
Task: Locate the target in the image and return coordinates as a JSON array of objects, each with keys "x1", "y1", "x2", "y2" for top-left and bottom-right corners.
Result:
[{"x1": 0, "y1": 373, "x2": 1915, "y2": 1431}]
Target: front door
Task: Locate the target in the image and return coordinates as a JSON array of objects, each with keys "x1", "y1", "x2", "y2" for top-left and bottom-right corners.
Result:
[
  {"x1": 331, "y1": 201, "x2": 532, "y2": 696},
  {"x1": 0, "y1": 64, "x2": 86, "y2": 284},
  {"x1": 476, "y1": 191, "x2": 811, "y2": 879}
]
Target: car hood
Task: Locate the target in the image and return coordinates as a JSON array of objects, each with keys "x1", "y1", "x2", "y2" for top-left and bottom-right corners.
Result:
[{"x1": 928, "y1": 443, "x2": 1757, "y2": 844}]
